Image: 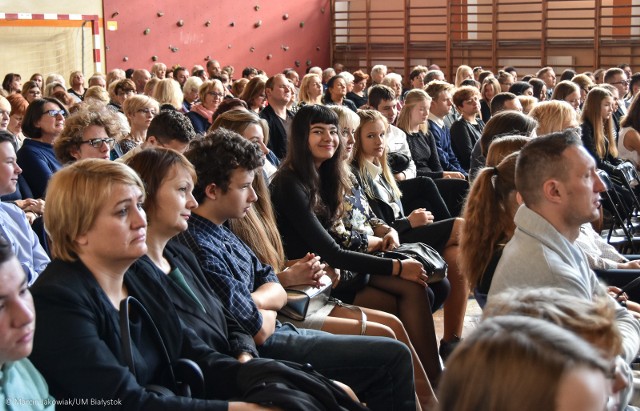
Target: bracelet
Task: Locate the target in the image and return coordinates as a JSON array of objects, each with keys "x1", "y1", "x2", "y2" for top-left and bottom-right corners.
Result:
[{"x1": 395, "y1": 258, "x2": 403, "y2": 276}]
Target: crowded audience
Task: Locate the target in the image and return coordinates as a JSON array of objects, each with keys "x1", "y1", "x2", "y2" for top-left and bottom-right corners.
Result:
[{"x1": 4, "y1": 58, "x2": 640, "y2": 410}]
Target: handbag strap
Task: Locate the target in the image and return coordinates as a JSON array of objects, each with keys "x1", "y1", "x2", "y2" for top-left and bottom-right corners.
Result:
[
  {"x1": 119, "y1": 296, "x2": 178, "y2": 391},
  {"x1": 331, "y1": 297, "x2": 368, "y2": 335}
]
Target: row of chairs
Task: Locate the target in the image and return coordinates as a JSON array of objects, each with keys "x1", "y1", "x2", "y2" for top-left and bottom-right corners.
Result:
[{"x1": 600, "y1": 161, "x2": 640, "y2": 253}]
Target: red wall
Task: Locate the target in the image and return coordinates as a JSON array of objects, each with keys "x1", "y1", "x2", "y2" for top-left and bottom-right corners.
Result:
[{"x1": 103, "y1": 0, "x2": 331, "y2": 77}]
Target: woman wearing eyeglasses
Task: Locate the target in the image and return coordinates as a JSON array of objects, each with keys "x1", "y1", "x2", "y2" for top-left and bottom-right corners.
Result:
[
  {"x1": 16, "y1": 97, "x2": 67, "y2": 199},
  {"x1": 187, "y1": 79, "x2": 225, "y2": 135},
  {"x1": 54, "y1": 105, "x2": 121, "y2": 163}
]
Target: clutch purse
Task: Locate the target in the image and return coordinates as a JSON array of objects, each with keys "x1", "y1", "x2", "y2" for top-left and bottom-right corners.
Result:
[{"x1": 279, "y1": 275, "x2": 332, "y2": 321}]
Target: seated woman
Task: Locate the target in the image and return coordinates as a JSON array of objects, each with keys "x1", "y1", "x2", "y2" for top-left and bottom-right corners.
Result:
[
  {"x1": 212, "y1": 109, "x2": 279, "y2": 179},
  {"x1": 54, "y1": 105, "x2": 120, "y2": 164},
  {"x1": 617, "y1": 93, "x2": 640, "y2": 170},
  {"x1": 528, "y1": 77, "x2": 547, "y2": 102},
  {"x1": 112, "y1": 95, "x2": 159, "y2": 158},
  {"x1": 152, "y1": 78, "x2": 183, "y2": 111},
  {"x1": 16, "y1": 98, "x2": 67, "y2": 199},
  {"x1": 150, "y1": 62, "x2": 167, "y2": 79},
  {"x1": 187, "y1": 80, "x2": 225, "y2": 135},
  {"x1": 449, "y1": 86, "x2": 484, "y2": 172},
  {"x1": 398, "y1": 89, "x2": 469, "y2": 216},
  {"x1": 580, "y1": 87, "x2": 632, "y2": 210},
  {"x1": 239, "y1": 76, "x2": 268, "y2": 114},
  {"x1": 508, "y1": 81, "x2": 533, "y2": 96},
  {"x1": 182, "y1": 76, "x2": 203, "y2": 114},
  {"x1": 0, "y1": 237, "x2": 54, "y2": 410},
  {"x1": 21, "y1": 81, "x2": 42, "y2": 104},
  {"x1": 460, "y1": 151, "x2": 519, "y2": 308},
  {"x1": 270, "y1": 105, "x2": 446, "y2": 387},
  {"x1": 346, "y1": 70, "x2": 368, "y2": 108},
  {"x1": 528, "y1": 100, "x2": 579, "y2": 136},
  {"x1": 7, "y1": 93, "x2": 28, "y2": 148},
  {"x1": 468, "y1": 110, "x2": 537, "y2": 180},
  {"x1": 298, "y1": 73, "x2": 323, "y2": 108},
  {"x1": 437, "y1": 315, "x2": 611, "y2": 411},
  {"x1": 479, "y1": 77, "x2": 500, "y2": 123},
  {"x1": 323, "y1": 76, "x2": 357, "y2": 112},
  {"x1": 551, "y1": 80, "x2": 581, "y2": 112},
  {"x1": 350, "y1": 109, "x2": 466, "y2": 361},
  {"x1": 30, "y1": 158, "x2": 363, "y2": 411}
]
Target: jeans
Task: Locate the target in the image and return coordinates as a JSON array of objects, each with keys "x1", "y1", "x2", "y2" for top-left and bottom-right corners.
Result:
[{"x1": 258, "y1": 323, "x2": 416, "y2": 411}]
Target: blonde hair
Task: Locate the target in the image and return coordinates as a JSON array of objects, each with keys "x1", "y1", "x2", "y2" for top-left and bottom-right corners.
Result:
[
  {"x1": 484, "y1": 287, "x2": 622, "y2": 359},
  {"x1": 529, "y1": 100, "x2": 578, "y2": 135},
  {"x1": 84, "y1": 86, "x2": 109, "y2": 105},
  {"x1": 517, "y1": 95, "x2": 538, "y2": 115},
  {"x1": 153, "y1": 78, "x2": 183, "y2": 110},
  {"x1": 122, "y1": 94, "x2": 159, "y2": 118},
  {"x1": 481, "y1": 77, "x2": 501, "y2": 102},
  {"x1": 183, "y1": 76, "x2": 203, "y2": 96},
  {"x1": 150, "y1": 62, "x2": 167, "y2": 78},
  {"x1": 330, "y1": 105, "x2": 360, "y2": 131},
  {"x1": 437, "y1": 315, "x2": 610, "y2": 411},
  {"x1": 45, "y1": 159, "x2": 144, "y2": 261},
  {"x1": 298, "y1": 73, "x2": 323, "y2": 105},
  {"x1": 198, "y1": 79, "x2": 224, "y2": 105},
  {"x1": 396, "y1": 89, "x2": 431, "y2": 133},
  {"x1": 353, "y1": 109, "x2": 402, "y2": 199},
  {"x1": 143, "y1": 77, "x2": 159, "y2": 97},
  {"x1": 581, "y1": 87, "x2": 617, "y2": 158},
  {"x1": 455, "y1": 65, "x2": 473, "y2": 88}
]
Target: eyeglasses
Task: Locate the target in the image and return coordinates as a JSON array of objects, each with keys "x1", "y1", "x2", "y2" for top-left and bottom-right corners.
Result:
[
  {"x1": 117, "y1": 90, "x2": 135, "y2": 96},
  {"x1": 0, "y1": 110, "x2": 9, "y2": 117},
  {"x1": 43, "y1": 109, "x2": 67, "y2": 118},
  {"x1": 80, "y1": 138, "x2": 115, "y2": 148},
  {"x1": 137, "y1": 108, "x2": 157, "y2": 116},
  {"x1": 27, "y1": 90, "x2": 41, "y2": 96},
  {"x1": 207, "y1": 92, "x2": 224, "y2": 98},
  {"x1": 611, "y1": 80, "x2": 630, "y2": 86}
]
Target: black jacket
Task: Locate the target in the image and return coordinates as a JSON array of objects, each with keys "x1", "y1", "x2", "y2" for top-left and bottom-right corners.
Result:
[
  {"x1": 129, "y1": 241, "x2": 258, "y2": 358},
  {"x1": 30, "y1": 258, "x2": 240, "y2": 410},
  {"x1": 260, "y1": 105, "x2": 293, "y2": 160}
]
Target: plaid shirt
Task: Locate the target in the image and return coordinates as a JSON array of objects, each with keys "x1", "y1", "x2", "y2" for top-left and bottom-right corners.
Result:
[{"x1": 174, "y1": 213, "x2": 280, "y2": 336}]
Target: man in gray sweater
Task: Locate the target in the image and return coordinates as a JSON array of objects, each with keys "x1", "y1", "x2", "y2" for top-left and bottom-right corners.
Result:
[{"x1": 489, "y1": 129, "x2": 640, "y2": 364}]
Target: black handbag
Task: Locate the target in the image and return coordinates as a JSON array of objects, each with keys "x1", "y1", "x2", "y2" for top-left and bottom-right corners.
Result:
[
  {"x1": 376, "y1": 242, "x2": 448, "y2": 283},
  {"x1": 279, "y1": 274, "x2": 332, "y2": 320},
  {"x1": 119, "y1": 296, "x2": 205, "y2": 397},
  {"x1": 387, "y1": 152, "x2": 411, "y2": 174}
]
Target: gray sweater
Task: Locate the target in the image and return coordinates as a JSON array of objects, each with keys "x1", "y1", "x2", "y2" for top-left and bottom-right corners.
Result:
[{"x1": 489, "y1": 205, "x2": 640, "y2": 363}]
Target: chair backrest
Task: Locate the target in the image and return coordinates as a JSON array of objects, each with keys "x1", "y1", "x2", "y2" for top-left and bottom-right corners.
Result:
[{"x1": 615, "y1": 161, "x2": 639, "y2": 185}]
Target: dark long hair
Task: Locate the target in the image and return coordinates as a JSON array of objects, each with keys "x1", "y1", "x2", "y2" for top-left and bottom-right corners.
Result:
[{"x1": 278, "y1": 104, "x2": 350, "y2": 224}]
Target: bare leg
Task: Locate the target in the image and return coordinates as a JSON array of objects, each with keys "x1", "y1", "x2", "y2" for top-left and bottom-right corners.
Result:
[
  {"x1": 353, "y1": 277, "x2": 442, "y2": 386},
  {"x1": 323, "y1": 306, "x2": 438, "y2": 410},
  {"x1": 442, "y1": 218, "x2": 468, "y2": 341}
]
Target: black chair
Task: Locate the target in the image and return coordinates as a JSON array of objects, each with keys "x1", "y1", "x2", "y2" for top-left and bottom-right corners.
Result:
[{"x1": 598, "y1": 170, "x2": 637, "y2": 253}]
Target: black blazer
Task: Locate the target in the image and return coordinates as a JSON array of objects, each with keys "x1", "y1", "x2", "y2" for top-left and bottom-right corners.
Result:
[
  {"x1": 129, "y1": 241, "x2": 259, "y2": 358},
  {"x1": 260, "y1": 105, "x2": 292, "y2": 160},
  {"x1": 30, "y1": 258, "x2": 242, "y2": 410}
]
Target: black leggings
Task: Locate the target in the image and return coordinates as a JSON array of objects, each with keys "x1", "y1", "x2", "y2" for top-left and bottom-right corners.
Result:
[{"x1": 398, "y1": 177, "x2": 451, "y2": 220}]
